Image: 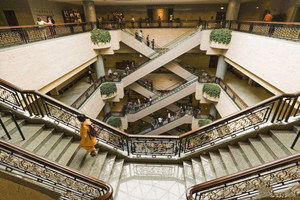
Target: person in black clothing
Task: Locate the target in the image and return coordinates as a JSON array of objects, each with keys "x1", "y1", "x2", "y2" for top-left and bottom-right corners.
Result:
[
  {"x1": 146, "y1": 35, "x2": 150, "y2": 47},
  {"x1": 150, "y1": 80, "x2": 153, "y2": 91},
  {"x1": 149, "y1": 96, "x2": 152, "y2": 105},
  {"x1": 87, "y1": 69, "x2": 93, "y2": 84},
  {"x1": 151, "y1": 39, "x2": 155, "y2": 50},
  {"x1": 158, "y1": 16, "x2": 161, "y2": 27}
]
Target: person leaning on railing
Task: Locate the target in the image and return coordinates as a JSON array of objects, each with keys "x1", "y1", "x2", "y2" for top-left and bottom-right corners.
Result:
[{"x1": 77, "y1": 114, "x2": 98, "y2": 157}]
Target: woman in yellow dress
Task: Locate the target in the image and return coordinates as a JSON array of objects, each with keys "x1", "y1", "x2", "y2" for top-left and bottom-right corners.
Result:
[{"x1": 77, "y1": 114, "x2": 98, "y2": 157}]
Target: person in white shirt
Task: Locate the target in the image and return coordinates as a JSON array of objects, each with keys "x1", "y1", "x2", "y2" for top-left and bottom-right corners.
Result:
[
  {"x1": 108, "y1": 68, "x2": 113, "y2": 79},
  {"x1": 167, "y1": 112, "x2": 171, "y2": 123},
  {"x1": 138, "y1": 30, "x2": 143, "y2": 42},
  {"x1": 158, "y1": 117, "x2": 163, "y2": 126},
  {"x1": 36, "y1": 17, "x2": 48, "y2": 39}
]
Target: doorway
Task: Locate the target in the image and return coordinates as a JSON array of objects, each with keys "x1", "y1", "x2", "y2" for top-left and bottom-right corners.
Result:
[{"x1": 3, "y1": 10, "x2": 19, "y2": 26}]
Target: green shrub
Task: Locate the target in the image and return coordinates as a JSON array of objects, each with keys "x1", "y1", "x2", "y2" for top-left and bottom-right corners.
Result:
[
  {"x1": 100, "y1": 82, "x2": 117, "y2": 96},
  {"x1": 90, "y1": 29, "x2": 111, "y2": 44},
  {"x1": 198, "y1": 119, "x2": 212, "y2": 127},
  {"x1": 210, "y1": 28, "x2": 232, "y2": 45},
  {"x1": 107, "y1": 117, "x2": 122, "y2": 128},
  {"x1": 203, "y1": 83, "x2": 221, "y2": 98}
]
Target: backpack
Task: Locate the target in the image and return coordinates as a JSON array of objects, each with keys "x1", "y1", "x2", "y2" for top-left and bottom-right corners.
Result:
[{"x1": 88, "y1": 124, "x2": 99, "y2": 138}]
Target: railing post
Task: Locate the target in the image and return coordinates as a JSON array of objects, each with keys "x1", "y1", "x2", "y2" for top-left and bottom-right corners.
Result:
[
  {"x1": 20, "y1": 93, "x2": 32, "y2": 116},
  {"x1": 126, "y1": 138, "x2": 130, "y2": 156},
  {"x1": 285, "y1": 96, "x2": 298, "y2": 122},
  {"x1": 271, "y1": 98, "x2": 283, "y2": 123},
  {"x1": 0, "y1": 118, "x2": 11, "y2": 140},
  {"x1": 33, "y1": 94, "x2": 44, "y2": 117},
  {"x1": 291, "y1": 129, "x2": 300, "y2": 149}
]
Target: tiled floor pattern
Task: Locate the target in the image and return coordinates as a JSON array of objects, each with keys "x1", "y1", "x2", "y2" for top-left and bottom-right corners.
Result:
[{"x1": 115, "y1": 163, "x2": 186, "y2": 200}]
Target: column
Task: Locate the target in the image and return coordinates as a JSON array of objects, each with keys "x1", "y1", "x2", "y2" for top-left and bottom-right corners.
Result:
[
  {"x1": 216, "y1": 56, "x2": 228, "y2": 80},
  {"x1": 82, "y1": 0, "x2": 96, "y2": 23},
  {"x1": 226, "y1": 0, "x2": 241, "y2": 21},
  {"x1": 103, "y1": 102, "x2": 111, "y2": 116},
  {"x1": 94, "y1": 55, "x2": 105, "y2": 79},
  {"x1": 209, "y1": 104, "x2": 217, "y2": 120}
]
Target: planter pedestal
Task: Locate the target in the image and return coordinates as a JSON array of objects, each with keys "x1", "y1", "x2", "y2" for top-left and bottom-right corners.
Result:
[
  {"x1": 203, "y1": 92, "x2": 219, "y2": 102},
  {"x1": 93, "y1": 43, "x2": 111, "y2": 50},
  {"x1": 210, "y1": 41, "x2": 229, "y2": 50},
  {"x1": 101, "y1": 92, "x2": 117, "y2": 100}
]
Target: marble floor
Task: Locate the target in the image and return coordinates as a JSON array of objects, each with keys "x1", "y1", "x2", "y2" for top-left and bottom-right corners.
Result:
[
  {"x1": 115, "y1": 163, "x2": 186, "y2": 200},
  {"x1": 53, "y1": 77, "x2": 92, "y2": 106}
]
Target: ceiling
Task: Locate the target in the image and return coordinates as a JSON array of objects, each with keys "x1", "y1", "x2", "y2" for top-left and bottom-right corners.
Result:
[{"x1": 49, "y1": 0, "x2": 258, "y2": 6}]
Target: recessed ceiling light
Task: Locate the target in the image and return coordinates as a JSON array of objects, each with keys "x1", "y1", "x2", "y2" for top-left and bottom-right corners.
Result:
[
  {"x1": 220, "y1": 7, "x2": 224, "y2": 10},
  {"x1": 256, "y1": 6, "x2": 259, "y2": 9},
  {"x1": 139, "y1": 54, "x2": 143, "y2": 57}
]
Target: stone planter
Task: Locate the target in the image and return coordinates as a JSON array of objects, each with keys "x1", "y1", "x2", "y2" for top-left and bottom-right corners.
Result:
[
  {"x1": 210, "y1": 41, "x2": 229, "y2": 50},
  {"x1": 203, "y1": 92, "x2": 219, "y2": 102},
  {"x1": 101, "y1": 92, "x2": 117, "y2": 100},
  {"x1": 93, "y1": 42, "x2": 111, "y2": 50}
]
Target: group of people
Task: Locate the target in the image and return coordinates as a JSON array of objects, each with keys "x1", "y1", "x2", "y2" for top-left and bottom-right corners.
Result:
[
  {"x1": 36, "y1": 16, "x2": 56, "y2": 38},
  {"x1": 126, "y1": 96, "x2": 153, "y2": 113},
  {"x1": 135, "y1": 30, "x2": 155, "y2": 50}
]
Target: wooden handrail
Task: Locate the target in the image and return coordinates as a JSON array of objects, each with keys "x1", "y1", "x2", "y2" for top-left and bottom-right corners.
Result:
[
  {"x1": 0, "y1": 139, "x2": 113, "y2": 200},
  {"x1": 186, "y1": 153, "x2": 300, "y2": 200},
  {"x1": 236, "y1": 20, "x2": 300, "y2": 25},
  {"x1": 1, "y1": 78, "x2": 299, "y2": 141}
]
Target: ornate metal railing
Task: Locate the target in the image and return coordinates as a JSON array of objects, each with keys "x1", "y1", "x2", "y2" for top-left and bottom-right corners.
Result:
[
  {"x1": 0, "y1": 139, "x2": 113, "y2": 200},
  {"x1": 187, "y1": 153, "x2": 300, "y2": 200},
  {"x1": 0, "y1": 78, "x2": 299, "y2": 158},
  {"x1": 201, "y1": 20, "x2": 300, "y2": 42},
  {"x1": 0, "y1": 110, "x2": 25, "y2": 140},
  {"x1": 0, "y1": 22, "x2": 96, "y2": 48}
]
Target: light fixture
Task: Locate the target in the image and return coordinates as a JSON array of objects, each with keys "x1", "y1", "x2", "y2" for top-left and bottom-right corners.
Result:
[
  {"x1": 220, "y1": 7, "x2": 224, "y2": 10},
  {"x1": 139, "y1": 54, "x2": 143, "y2": 57},
  {"x1": 256, "y1": 6, "x2": 259, "y2": 9}
]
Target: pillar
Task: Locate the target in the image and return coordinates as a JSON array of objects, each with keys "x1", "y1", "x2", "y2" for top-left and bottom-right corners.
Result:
[
  {"x1": 94, "y1": 55, "x2": 105, "y2": 79},
  {"x1": 82, "y1": 0, "x2": 96, "y2": 23},
  {"x1": 209, "y1": 104, "x2": 217, "y2": 120},
  {"x1": 103, "y1": 102, "x2": 111, "y2": 116},
  {"x1": 216, "y1": 56, "x2": 228, "y2": 80},
  {"x1": 226, "y1": 0, "x2": 241, "y2": 21}
]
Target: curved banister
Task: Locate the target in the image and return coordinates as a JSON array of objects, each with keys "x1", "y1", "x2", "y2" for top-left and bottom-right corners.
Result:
[
  {"x1": 0, "y1": 139, "x2": 113, "y2": 200},
  {"x1": 186, "y1": 153, "x2": 300, "y2": 200},
  {"x1": 0, "y1": 78, "x2": 299, "y2": 157}
]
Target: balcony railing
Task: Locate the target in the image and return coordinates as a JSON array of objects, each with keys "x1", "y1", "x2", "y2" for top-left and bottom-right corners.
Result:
[
  {"x1": 1, "y1": 78, "x2": 299, "y2": 159},
  {"x1": 0, "y1": 22, "x2": 96, "y2": 48},
  {"x1": 0, "y1": 139, "x2": 113, "y2": 199},
  {"x1": 187, "y1": 153, "x2": 300, "y2": 200}
]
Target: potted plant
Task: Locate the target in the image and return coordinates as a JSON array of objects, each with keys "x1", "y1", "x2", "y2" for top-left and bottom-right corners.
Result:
[
  {"x1": 198, "y1": 119, "x2": 212, "y2": 127},
  {"x1": 90, "y1": 28, "x2": 111, "y2": 49},
  {"x1": 100, "y1": 82, "x2": 117, "y2": 99},
  {"x1": 107, "y1": 116, "x2": 122, "y2": 128},
  {"x1": 210, "y1": 28, "x2": 232, "y2": 49},
  {"x1": 203, "y1": 83, "x2": 221, "y2": 102}
]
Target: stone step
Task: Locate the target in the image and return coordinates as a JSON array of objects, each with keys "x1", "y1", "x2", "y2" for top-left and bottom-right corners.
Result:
[
  {"x1": 99, "y1": 155, "x2": 116, "y2": 182},
  {"x1": 46, "y1": 137, "x2": 73, "y2": 162},
  {"x1": 80, "y1": 148, "x2": 100, "y2": 176},
  {"x1": 36, "y1": 132, "x2": 64, "y2": 156},
  {"x1": 109, "y1": 159, "x2": 124, "y2": 195},
  {"x1": 0, "y1": 119, "x2": 25, "y2": 139},
  {"x1": 200, "y1": 155, "x2": 216, "y2": 181},
  {"x1": 24, "y1": 129, "x2": 54, "y2": 152},
  {"x1": 270, "y1": 129, "x2": 299, "y2": 154},
  {"x1": 259, "y1": 134, "x2": 289, "y2": 159},
  {"x1": 218, "y1": 149, "x2": 239, "y2": 174},
  {"x1": 228, "y1": 145, "x2": 251, "y2": 171},
  {"x1": 183, "y1": 161, "x2": 195, "y2": 189},
  {"x1": 209, "y1": 152, "x2": 227, "y2": 178},
  {"x1": 191, "y1": 158, "x2": 206, "y2": 184},
  {"x1": 68, "y1": 147, "x2": 88, "y2": 170},
  {"x1": 249, "y1": 138, "x2": 275, "y2": 163},
  {"x1": 12, "y1": 124, "x2": 45, "y2": 147},
  {"x1": 238, "y1": 142, "x2": 262, "y2": 167},
  {"x1": 57, "y1": 141, "x2": 80, "y2": 166},
  {"x1": 89, "y1": 152, "x2": 108, "y2": 179}
]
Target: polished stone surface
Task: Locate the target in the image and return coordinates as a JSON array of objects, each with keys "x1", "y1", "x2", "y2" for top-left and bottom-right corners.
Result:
[{"x1": 115, "y1": 163, "x2": 186, "y2": 200}]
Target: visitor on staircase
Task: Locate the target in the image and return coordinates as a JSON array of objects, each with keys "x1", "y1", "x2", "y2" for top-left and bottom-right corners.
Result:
[{"x1": 77, "y1": 114, "x2": 98, "y2": 157}]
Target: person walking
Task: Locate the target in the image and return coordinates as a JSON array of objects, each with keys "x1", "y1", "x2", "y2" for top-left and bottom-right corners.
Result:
[
  {"x1": 77, "y1": 114, "x2": 98, "y2": 157},
  {"x1": 150, "y1": 80, "x2": 153, "y2": 91},
  {"x1": 167, "y1": 111, "x2": 171, "y2": 123},
  {"x1": 158, "y1": 16, "x2": 161, "y2": 27},
  {"x1": 131, "y1": 16, "x2": 135, "y2": 28},
  {"x1": 138, "y1": 30, "x2": 143, "y2": 42},
  {"x1": 137, "y1": 98, "x2": 141, "y2": 108},
  {"x1": 87, "y1": 69, "x2": 93, "y2": 84},
  {"x1": 151, "y1": 39, "x2": 155, "y2": 50},
  {"x1": 263, "y1": 11, "x2": 273, "y2": 22},
  {"x1": 146, "y1": 35, "x2": 150, "y2": 47}
]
